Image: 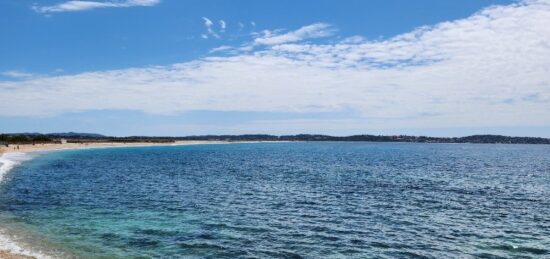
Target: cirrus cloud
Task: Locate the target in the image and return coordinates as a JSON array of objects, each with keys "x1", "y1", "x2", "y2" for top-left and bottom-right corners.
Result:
[
  {"x1": 32, "y1": 0, "x2": 160, "y2": 13},
  {"x1": 254, "y1": 23, "x2": 336, "y2": 46}
]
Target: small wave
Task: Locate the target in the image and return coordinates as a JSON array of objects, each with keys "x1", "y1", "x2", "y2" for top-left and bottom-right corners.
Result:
[
  {"x1": 0, "y1": 152, "x2": 33, "y2": 184},
  {"x1": 0, "y1": 231, "x2": 56, "y2": 259},
  {"x1": 1, "y1": 153, "x2": 54, "y2": 259},
  {"x1": 178, "y1": 242, "x2": 225, "y2": 250},
  {"x1": 493, "y1": 244, "x2": 548, "y2": 255}
]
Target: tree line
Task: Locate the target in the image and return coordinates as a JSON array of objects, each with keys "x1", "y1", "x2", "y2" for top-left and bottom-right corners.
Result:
[{"x1": 1, "y1": 133, "x2": 549, "y2": 144}]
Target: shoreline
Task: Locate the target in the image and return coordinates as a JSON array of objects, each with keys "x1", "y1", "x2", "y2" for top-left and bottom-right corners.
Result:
[
  {"x1": 0, "y1": 140, "x2": 232, "y2": 155},
  {"x1": 0, "y1": 140, "x2": 234, "y2": 259}
]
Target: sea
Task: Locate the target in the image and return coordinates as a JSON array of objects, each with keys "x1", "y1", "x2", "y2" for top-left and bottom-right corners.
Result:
[{"x1": 0, "y1": 142, "x2": 549, "y2": 258}]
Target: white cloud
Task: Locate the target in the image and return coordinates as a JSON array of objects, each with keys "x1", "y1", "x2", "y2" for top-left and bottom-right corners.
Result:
[
  {"x1": 32, "y1": 0, "x2": 160, "y2": 13},
  {"x1": 209, "y1": 45, "x2": 233, "y2": 53},
  {"x1": 202, "y1": 17, "x2": 213, "y2": 27},
  {"x1": 202, "y1": 17, "x2": 219, "y2": 39},
  {"x1": 340, "y1": 36, "x2": 367, "y2": 44},
  {"x1": 1, "y1": 70, "x2": 35, "y2": 79},
  {"x1": 4, "y1": 0, "x2": 550, "y2": 131},
  {"x1": 254, "y1": 23, "x2": 335, "y2": 46},
  {"x1": 219, "y1": 20, "x2": 226, "y2": 32}
]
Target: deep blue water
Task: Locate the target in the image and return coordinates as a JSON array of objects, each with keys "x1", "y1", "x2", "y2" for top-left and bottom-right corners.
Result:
[{"x1": 1, "y1": 142, "x2": 550, "y2": 258}]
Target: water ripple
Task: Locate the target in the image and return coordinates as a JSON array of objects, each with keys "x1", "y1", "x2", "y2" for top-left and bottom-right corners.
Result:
[{"x1": 0, "y1": 142, "x2": 549, "y2": 258}]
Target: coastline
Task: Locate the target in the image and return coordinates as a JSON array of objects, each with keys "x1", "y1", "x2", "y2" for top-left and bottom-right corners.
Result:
[
  {"x1": 0, "y1": 140, "x2": 231, "y2": 259},
  {"x1": 0, "y1": 140, "x2": 232, "y2": 155}
]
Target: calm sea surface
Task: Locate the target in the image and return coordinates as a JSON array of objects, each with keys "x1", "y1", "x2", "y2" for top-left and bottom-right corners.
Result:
[{"x1": 1, "y1": 142, "x2": 550, "y2": 258}]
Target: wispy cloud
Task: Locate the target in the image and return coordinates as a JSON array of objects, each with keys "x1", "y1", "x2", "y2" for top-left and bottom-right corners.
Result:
[
  {"x1": 4, "y1": 0, "x2": 550, "y2": 131},
  {"x1": 1, "y1": 70, "x2": 35, "y2": 79},
  {"x1": 254, "y1": 23, "x2": 335, "y2": 46},
  {"x1": 32, "y1": 0, "x2": 160, "y2": 13},
  {"x1": 219, "y1": 20, "x2": 226, "y2": 32},
  {"x1": 202, "y1": 17, "x2": 219, "y2": 39},
  {"x1": 209, "y1": 45, "x2": 233, "y2": 53}
]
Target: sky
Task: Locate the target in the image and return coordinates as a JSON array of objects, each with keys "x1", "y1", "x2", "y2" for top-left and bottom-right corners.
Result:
[{"x1": 1, "y1": 0, "x2": 549, "y2": 137}]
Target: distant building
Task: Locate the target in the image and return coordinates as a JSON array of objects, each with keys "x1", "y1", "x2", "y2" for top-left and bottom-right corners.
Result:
[{"x1": 60, "y1": 139, "x2": 68, "y2": 144}]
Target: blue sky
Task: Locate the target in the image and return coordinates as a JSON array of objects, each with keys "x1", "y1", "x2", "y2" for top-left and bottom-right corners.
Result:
[
  {"x1": 1, "y1": 0, "x2": 550, "y2": 137},
  {"x1": 1, "y1": 0, "x2": 513, "y2": 74}
]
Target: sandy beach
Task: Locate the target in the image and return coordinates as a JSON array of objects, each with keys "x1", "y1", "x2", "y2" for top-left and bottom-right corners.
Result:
[
  {"x1": 0, "y1": 249, "x2": 35, "y2": 259},
  {"x1": 0, "y1": 141, "x2": 230, "y2": 156},
  {"x1": 0, "y1": 250, "x2": 34, "y2": 259}
]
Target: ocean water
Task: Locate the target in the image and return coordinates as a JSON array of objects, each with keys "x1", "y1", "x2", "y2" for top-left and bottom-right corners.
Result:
[{"x1": 1, "y1": 142, "x2": 550, "y2": 258}]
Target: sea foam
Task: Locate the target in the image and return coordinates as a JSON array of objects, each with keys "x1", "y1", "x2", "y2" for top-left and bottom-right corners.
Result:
[
  {"x1": 0, "y1": 152, "x2": 55, "y2": 259},
  {"x1": 0, "y1": 152, "x2": 32, "y2": 183},
  {"x1": 0, "y1": 231, "x2": 55, "y2": 259}
]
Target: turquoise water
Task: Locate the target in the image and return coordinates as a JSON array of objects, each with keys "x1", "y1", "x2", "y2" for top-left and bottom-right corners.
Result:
[{"x1": 1, "y1": 142, "x2": 550, "y2": 258}]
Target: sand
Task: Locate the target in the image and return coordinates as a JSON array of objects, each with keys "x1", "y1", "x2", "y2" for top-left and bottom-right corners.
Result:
[
  {"x1": 0, "y1": 250, "x2": 34, "y2": 259},
  {"x1": 0, "y1": 140, "x2": 230, "y2": 155}
]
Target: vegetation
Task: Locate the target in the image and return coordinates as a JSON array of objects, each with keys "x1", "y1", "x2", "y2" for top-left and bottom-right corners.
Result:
[
  {"x1": 0, "y1": 133, "x2": 53, "y2": 144},
  {"x1": 180, "y1": 134, "x2": 550, "y2": 144},
  {"x1": 1, "y1": 133, "x2": 549, "y2": 145}
]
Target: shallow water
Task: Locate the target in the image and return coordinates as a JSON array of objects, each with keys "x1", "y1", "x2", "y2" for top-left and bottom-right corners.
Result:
[{"x1": 1, "y1": 142, "x2": 550, "y2": 258}]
